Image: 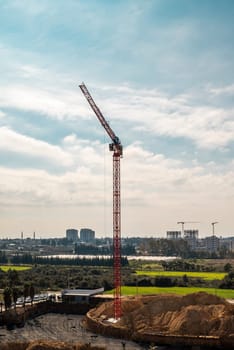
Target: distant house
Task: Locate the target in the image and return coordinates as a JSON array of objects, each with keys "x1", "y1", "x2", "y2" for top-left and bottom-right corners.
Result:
[{"x1": 61, "y1": 288, "x2": 104, "y2": 304}]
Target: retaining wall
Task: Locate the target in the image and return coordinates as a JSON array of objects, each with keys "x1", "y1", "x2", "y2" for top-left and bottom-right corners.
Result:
[{"x1": 0, "y1": 301, "x2": 95, "y2": 328}]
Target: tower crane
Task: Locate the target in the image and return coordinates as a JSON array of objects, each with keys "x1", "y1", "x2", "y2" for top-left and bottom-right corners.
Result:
[
  {"x1": 212, "y1": 222, "x2": 218, "y2": 236},
  {"x1": 177, "y1": 221, "x2": 199, "y2": 237},
  {"x1": 79, "y1": 83, "x2": 123, "y2": 319}
]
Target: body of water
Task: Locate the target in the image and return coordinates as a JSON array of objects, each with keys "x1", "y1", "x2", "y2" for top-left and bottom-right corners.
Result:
[{"x1": 42, "y1": 254, "x2": 178, "y2": 261}]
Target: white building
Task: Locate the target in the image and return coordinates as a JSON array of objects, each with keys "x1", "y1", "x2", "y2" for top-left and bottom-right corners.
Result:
[{"x1": 61, "y1": 288, "x2": 104, "y2": 304}]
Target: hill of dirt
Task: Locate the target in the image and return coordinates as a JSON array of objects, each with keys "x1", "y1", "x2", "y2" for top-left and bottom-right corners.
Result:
[{"x1": 88, "y1": 292, "x2": 234, "y2": 338}]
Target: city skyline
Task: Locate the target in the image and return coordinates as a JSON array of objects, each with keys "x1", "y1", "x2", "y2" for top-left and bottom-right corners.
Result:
[{"x1": 0, "y1": 1, "x2": 234, "y2": 238}]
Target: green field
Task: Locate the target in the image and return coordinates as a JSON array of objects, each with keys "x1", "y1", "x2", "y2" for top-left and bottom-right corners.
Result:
[
  {"x1": 106, "y1": 286, "x2": 234, "y2": 299},
  {"x1": 0, "y1": 265, "x2": 32, "y2": 272},
  {"x1": 136, "y1": 270, "x2": 227, "y2": 280}
]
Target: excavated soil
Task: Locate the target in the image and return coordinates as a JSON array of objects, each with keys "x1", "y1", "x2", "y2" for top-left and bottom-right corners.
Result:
[
  {"x1": 1, "y1": 293, "x2": 233, "y2": 349},
  {"x1": 88, "y1": 292, "x2": 234, "y2": 338}
]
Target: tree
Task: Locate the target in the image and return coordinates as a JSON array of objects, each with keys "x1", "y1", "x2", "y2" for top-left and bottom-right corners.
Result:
[
  {"x1": 7, "y1": 269, "x2": 19, "y2": 287},
  {"x1": 182, "y1": 274, "x2": 189, "y2": 286},
  {"x1": 154, "y1": 276, "x2": 175, "y2": 287},
  {"x1": 29, "y1": 284, "x2": 35, "y2": 305},
  {"x1": 0, "y1": 251, "x2": 7, "y2": 264},
  {"x1": 23, "y1": 283, "x2": 30, "y2": 306},
  {"x1": 12, "y1": 287, "x2": 19, "y2": 309},
  {"x1": 3, "y1": 287, "x2": 12, "y2": 310},
  {"x1": 224, "y1": 263, "x2": 232, "y2": 273},
  {"x1": 219, "y1": 271, "x2": 234, "y2": 289}
]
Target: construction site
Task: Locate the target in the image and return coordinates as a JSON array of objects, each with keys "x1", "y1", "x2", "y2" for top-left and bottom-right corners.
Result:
[
  {"x1": 0, "y1": 85, "x2": 233, "y2": 350},
  {"x1": 0, "y1": 291, "x2": 234, "y2": 349}
]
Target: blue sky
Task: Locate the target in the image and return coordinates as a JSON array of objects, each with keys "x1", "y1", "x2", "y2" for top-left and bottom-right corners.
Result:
[{"x1": 0, "y1": 0, "x2": 234, "y2": 238}]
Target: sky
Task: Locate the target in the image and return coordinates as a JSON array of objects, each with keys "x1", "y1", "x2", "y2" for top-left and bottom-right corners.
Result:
[{"x1": 0, "y1": 0, "x2": 234, "y2": 239}]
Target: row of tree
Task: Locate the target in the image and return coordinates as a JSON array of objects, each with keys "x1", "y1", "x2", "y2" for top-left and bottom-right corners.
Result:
[
  {"x1": 2, "y1": 284, "x2": 35, "y2": 311},
  {"x1": 0, "y1": 251, "x2": 7, "y2": 264},
  {"x1": 162, "y1": 259, "x2": 233, "y2": 272},
  {"x1": 162, "y1": 259, "x2": 212, "y2": 272}
]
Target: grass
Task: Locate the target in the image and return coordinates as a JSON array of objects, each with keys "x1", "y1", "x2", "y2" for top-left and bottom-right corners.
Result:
[
  {"x1": 135, "y1": 270, "x2": 227, "y2": 280},
  {"x1": 106, "y1": 286, "x2": 234, "y2": 299},
  {"x1": 0, "y1": 265, "x2": 32, "y2": 272}
]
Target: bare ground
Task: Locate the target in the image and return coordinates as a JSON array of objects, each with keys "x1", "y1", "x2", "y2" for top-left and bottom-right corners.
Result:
[{"x1": 0, "y1": 314, "x2": 144, "y2": 350}]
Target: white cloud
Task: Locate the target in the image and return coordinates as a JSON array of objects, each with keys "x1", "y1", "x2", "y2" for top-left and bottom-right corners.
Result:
[
  {"x1": 19, "y1": 64, "x2": 47, "y2": 79},
  {"x1": 209, "y1": 84, "x2": 234, "y2": 96},
  {"x1": 4, "y1": 0, "x2": 48, "y2": 16},
  {"x1": 1, "y1": 61, "x2": 234, "y2": 151},
  {"x1": 99, "y1": 84, "x2": 234, "y2": 150},
  {"x1": 63, "y1": 133, "x2": 112, "y2": 172},
  {"x1": 0, "y1": 84, "x2": 89, "y2": 121},
  {"x1": 0, "y1": 140, "x2": 233, "y2": 236},
  {"x1": 0, "y1": 139, "x2": 229, "y2": 206},
  {"x1": 0, "y1": 165, "x2": 108, "y2": 207},
  {"x1": 0, "y1": 110, "x2": 5, "y2": 119},
  {"x1": 123, "y1": 143, "x2": 234, "y2": 203},
  {"x1": 0, "y1": 127, "x2": 73, "y2": 167}
]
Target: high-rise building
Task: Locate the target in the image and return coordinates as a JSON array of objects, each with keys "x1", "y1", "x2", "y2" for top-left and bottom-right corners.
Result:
[
  {"x1": 184, "y1": 229, "x2": 199, "y2": 250},
  {"x1": 220, "y1": 237, "x2": 234, "y2": 252},
  {"x1": 80, "y1": 228, "x2": 95, "y2": 243},
  {"x1": 204, "y1": 235, "x2": 220, "y2": 252},
  {"x1": 66, "y1": 228, "x2": 78, "y2": 242}
]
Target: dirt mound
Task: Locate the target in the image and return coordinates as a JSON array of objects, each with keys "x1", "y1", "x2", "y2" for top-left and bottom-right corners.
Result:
[
  {"x1": 0, "y1": 342, "x2": 29, "y2": 350},
  {"x1": 89, "y1": 292, "x2": 234, "y2": 337}
]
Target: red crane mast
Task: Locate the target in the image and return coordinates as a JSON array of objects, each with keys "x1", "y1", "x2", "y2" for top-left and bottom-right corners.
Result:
[{"x1": 79, "y1": 83, "x2": 122, "y2": 319}]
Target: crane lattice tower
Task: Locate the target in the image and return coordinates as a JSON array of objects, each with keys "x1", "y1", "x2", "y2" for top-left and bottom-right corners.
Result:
[{"x1": 79, "y1": 83, "x2": 122, "y2": 319}]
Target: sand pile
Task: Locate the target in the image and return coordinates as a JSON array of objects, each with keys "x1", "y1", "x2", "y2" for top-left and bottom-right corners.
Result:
[{"x1": 90, "y1": 292, "x2": 234, "y2": 337}]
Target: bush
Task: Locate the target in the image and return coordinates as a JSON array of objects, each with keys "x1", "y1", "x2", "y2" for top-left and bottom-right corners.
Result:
[{"x1": 154, "y1": 276, "x2": 175, "y2": 287}]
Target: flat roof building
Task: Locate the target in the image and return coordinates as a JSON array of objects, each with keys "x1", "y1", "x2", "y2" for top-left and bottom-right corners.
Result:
[{"x1": 61, "y1": 288, "x2": 104, "y2": 304}]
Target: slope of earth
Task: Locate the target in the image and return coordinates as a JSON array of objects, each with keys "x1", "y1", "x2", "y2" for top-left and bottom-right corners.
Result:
[{"x1": 87, "y1": 292, "x2": 234, "y2": 345}]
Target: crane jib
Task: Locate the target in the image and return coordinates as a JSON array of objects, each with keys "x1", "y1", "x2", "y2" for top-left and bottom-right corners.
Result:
[{"x1": 79, "y1": 83, "x2": 122, "y2": 150}]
